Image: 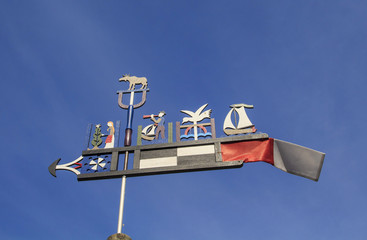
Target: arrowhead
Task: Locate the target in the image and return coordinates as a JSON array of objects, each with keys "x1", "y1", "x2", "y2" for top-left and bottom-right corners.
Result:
[{"x1": 48, "y1": 158, "x2": 61, "y2": 177}]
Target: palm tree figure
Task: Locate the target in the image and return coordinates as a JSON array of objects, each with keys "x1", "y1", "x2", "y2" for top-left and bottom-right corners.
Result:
[{"x1": 181, "y1": 103, "x2": 212, "y2": 140}]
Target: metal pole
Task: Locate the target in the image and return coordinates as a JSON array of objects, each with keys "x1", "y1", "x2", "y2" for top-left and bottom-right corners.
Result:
[
  {"x1": 117, "y1": 176, "x2": 127, "y2": 233},
  {"x1": 117, "y1": 92, "x2": 135, "y2": 234},
  {"x1": 117, "y1": 153, "x2": 129, "y2": 233}
]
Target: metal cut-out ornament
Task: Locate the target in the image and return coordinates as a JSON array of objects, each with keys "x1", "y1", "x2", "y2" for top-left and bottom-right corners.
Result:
[
  {"x1": 91, "y1": 124, "x2": 103, "y2": 149},
  {"x1": 223, "y1": 103, "x2": 257, "y2": 135},
  {"x1": 141, "y1": 111, "x2": 166, "y2": 141},
  {"x1": 81, "y1": 155, "x2": 111, "y2": 173},
  {"x1": 119, "y1": 74, "x2": 148, "y2": 90},
  {"x1": 104, "y1": 121, "x2": 115, "y2": 148},
  {"x1": 178, "y1": 104, "x2": 215, "y2": 141},
  {"x1": 48, "y1": 156, "x2": 83, "y2": 177},
  {"x1": 87, "y1": 122, "x2": 121, "y2": 150}
]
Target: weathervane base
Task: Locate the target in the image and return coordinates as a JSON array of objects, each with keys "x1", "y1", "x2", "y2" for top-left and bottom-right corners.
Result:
[{"x1": 107, "y1": 233, "x2": 132, "y2": 240}]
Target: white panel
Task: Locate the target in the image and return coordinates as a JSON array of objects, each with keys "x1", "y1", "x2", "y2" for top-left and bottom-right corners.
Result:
[
  {"x1": 177, "y1": 145, "x2": 215, "y2": 156},
  {"x1": 140, "y1": 157, "x2": 177, "y2": 169}
]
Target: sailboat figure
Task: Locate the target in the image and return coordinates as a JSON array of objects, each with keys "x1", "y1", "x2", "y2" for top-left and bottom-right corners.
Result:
[
  {"x1": 223, "y1": 103, "x2": 257, "y2": 135},
  {"x1": 141, "y1": 124, "x2": 157, "y2": 141}
]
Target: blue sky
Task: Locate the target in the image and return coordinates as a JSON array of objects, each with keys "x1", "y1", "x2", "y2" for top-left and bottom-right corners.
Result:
[{"x1": 1, "y1": 0, "x2": 367, "y2": 239}]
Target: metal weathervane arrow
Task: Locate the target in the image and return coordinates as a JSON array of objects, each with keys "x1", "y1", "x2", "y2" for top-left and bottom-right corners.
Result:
[{"x1": 49, "y1": 75, "x2": 325, "y2": 239}]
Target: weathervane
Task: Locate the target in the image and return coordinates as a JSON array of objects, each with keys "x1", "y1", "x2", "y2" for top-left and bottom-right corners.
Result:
[{"x1": 49, "y1": 74, "x2": 325, "y2": 240}]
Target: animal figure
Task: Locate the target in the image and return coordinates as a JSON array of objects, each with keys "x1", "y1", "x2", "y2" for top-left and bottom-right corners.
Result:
[{"x1": 119, "y1": 74, "x2": 148, "y2": 90}]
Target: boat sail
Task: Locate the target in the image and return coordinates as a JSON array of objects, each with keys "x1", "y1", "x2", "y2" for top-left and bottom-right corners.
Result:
[
  {"x1": 223, "y1": 103, "x2": 257, "y2": 135},
  {"x1": 141, "y1": 124, "x2": 156, "y2": 140}
]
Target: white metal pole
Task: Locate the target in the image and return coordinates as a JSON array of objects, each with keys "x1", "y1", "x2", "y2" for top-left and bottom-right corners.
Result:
[
  {"x1": 117, "y1": 91, "x2": 135, "y2": 234},
  {"x1": 130, "y1": 91, "x2": 135, "y2": 105},
  {"x1": 117, "y1": 174, "x2": 127, "y2": 233}
]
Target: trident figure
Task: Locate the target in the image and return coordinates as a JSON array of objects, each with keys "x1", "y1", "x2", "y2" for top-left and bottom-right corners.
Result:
[{"x1": 117, "y1": 77, "x2": 149, "y2": 146}]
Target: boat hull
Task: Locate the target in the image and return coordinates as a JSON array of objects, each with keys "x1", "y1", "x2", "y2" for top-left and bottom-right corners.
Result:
[
  {"x1": 224, "y1": 126, "x2": 256, "y2": 136},
  {"x1": 141, "y1": 134, "x2": 155, "y2": 141}
]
